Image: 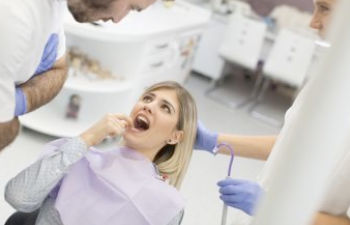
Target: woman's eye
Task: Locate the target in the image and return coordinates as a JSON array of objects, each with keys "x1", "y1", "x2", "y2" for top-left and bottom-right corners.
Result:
[
  {"x1": 319, "y1": 4, "x2": 330, "y2": 12},
  {"x1": 143, "y1": 95, "x2": 152, "y2": 103},
  {"x1": 161, "y1": 104, "x2": 171, "y2": 113}
]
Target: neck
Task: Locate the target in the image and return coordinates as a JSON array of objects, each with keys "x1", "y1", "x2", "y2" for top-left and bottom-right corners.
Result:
[
  {"x1": 135, "y1": 148, "x2": 158, "y2": 162},
  {"x1": 123, "y1": 143, "x2": 163, "y2": 162}
]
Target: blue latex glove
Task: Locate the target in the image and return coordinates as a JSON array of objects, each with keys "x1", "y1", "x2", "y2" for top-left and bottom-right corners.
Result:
[
  {"x1": 14, "y1": 88, "x2": 27, "y2": 116},
  {"x1": 218, "y1": 178, "x2": 263, "y2": 215},
  {"x1": 194, "y1": 121, "x2": 218, "y2": 153},
  {"x1": 34, "y1": 33, "x2": 59, "y2": 75}
]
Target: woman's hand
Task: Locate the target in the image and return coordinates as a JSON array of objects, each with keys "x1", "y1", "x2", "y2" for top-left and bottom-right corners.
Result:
[{"x1": 80, "y1": 113, "x2": 132, "y2": 147}]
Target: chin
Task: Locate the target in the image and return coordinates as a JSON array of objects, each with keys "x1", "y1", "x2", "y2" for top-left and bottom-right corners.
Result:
[
  {"x1": 69, "y1": 8, "x2": 93, "y2": 23},
  {"x1": 70, "y1": 13, "x2": 86, "y2": 22},
  {"x1": 319, "y1": 30, "x2": 327, "y2": 39},
  {"x1": 123, "y1": 132, "x2": 140, "y2": 148}
]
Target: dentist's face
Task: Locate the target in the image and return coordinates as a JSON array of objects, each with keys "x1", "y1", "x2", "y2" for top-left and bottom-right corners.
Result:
[
  {"x1": 310, "y1": 0, "x2": 337, "y2": 38},
  {"x1": 67, "y1": 0, "x2": 156, "y2": 23}
]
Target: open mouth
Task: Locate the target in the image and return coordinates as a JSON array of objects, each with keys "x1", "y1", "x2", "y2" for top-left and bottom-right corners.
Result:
[{"x1": 134, "y1": 115, "x2": 150, "y2": 131}]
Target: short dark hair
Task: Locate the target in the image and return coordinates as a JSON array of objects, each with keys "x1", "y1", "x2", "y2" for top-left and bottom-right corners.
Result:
[{"x1": 83, "y1": 0, "x2": 115, "y2": 9}]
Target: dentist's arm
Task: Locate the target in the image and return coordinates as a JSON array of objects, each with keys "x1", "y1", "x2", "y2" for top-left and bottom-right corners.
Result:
[
  {"x1": 313, "y1": 213, "x2": 350, "y2": 225},
  {"x1": 18, "y1": 55, "x2": 68, "y2": 113},
  {"x1": 195, "y1": 121, "x2": 276, "y2": 160},
  {"x1": 2, "y1": 57, "x2": 66, "y2": 151},
  {"x1": 14, "y1": 33, "x2": 64, "y2": 116},
  {"x1": 0, "y1": 118, "x2": 20, "y2": 150}
]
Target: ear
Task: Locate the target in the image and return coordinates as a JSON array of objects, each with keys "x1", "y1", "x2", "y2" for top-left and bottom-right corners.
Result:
[{"x1": 167, "y1": 130, "x2": 184, "y2": 145}]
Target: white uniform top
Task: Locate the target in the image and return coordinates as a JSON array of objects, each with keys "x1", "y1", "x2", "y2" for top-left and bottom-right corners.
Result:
[
  {"x1": 261, "y1": 77, "x2": 350, "y2": 218},
  {"x1": 0, "y1": 0, "x2": 66, "y2": 122}
]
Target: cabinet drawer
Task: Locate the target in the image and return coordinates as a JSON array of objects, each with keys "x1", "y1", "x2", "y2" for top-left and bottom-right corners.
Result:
[
  {"x1": 147, "y1": 39, "x2": 173, "y2": 55},
  {"x1": 142, "y1": 46, "x2": 179, "y2": 72},
  {"x1": 141, "y1": 54, "x2": 168, "y2": 72}
]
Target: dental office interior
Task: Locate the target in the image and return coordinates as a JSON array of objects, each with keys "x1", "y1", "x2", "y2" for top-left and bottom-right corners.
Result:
[{"x1": 1, "y1": 0, "x2": 350, "y2": 224}]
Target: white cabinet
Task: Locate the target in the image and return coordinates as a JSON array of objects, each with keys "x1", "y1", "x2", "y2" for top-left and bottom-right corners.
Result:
[
  {"x1": 141, "y1": 32, "x2": 202, "y2": 86},
  {"x1": 192, "y1": 14, "x2": 228, "y2": 80},
  {"x1": 20, "y1": 1, "x2": 210, "y2": 137}
]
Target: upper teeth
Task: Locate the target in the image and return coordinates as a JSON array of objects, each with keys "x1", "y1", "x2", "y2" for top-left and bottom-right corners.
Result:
[{"x1": 138, "y1": 115, "x2": 148, "y2": 124}]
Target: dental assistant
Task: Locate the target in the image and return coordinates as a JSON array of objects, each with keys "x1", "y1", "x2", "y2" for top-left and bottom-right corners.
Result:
[
  {"x1": 195, "y1": 0, "x2": 350, "y2": 224},
  {"x1": 0, "y1": 0, "x2": 156, "y2": 151}
]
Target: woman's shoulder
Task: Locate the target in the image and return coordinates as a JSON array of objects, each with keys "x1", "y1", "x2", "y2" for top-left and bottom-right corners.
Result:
[{"x1": 151, "y1": 179, "x2": 185, "y2": 206}]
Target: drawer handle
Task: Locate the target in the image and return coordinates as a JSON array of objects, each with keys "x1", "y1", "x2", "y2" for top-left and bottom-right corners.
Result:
[
  {"x1": 150, "y1": 62, "x2": 164, "y2": 68},
  {"x1": 155, "y1": 43, "x2": 169, "y2": 49}
]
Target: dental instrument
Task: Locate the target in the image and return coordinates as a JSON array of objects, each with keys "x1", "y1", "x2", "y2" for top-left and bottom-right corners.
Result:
[{"x1": 213, "y1": 143, "x2": 235, "y2": 225}]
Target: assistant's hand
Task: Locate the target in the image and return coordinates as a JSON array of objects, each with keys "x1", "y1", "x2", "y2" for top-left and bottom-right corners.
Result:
[
  {"x1": 218, "y1": 178, "x2": 263, "y2": 215},
  {"x1": 34, "y1": 33, "x2": 59, "y2": 76},
  {"x1": 194, "y1": 121, "x2": 218, "y2": 153},
  {"x1": 80, "y1": 113, "x2": 132, "y2": 147}
]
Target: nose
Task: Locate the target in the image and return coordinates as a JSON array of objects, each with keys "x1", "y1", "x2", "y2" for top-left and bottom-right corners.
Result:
[
  {"x1": 310, "y1": 14, "x2": 322, "y2": 31},
  {"x1": 143, "y1": 105, "x2": 152, "y2": 114}
]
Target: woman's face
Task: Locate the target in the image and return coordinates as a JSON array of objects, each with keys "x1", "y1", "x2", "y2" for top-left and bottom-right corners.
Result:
[
  {"x1": 123, "y1": 89, "x2": 183, "y2": 152},
  {"x1": 310, "y1": 0, "x2": 336, "y2": 38}
]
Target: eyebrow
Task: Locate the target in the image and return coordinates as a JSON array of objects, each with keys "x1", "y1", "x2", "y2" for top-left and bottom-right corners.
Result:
[
  {"x1": 146, "y1": 92, "x2": 156, "y2": 98},
  {"x1": 316, "y1": 0, "x2": 330, "y2": 5},
  {"x1": 146, "y1": 92, "x2": 176, "y2": 113}
]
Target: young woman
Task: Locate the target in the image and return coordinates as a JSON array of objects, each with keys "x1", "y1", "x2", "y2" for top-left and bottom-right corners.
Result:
[{"x1": 5, "y1": 81, "x2": 197, "y2": 225}]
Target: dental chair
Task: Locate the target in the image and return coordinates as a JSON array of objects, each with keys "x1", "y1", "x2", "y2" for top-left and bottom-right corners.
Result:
[
  {"x1": 5, "y1": 210, "x2": 185, "y2": 225},
  {"x1": 5, "y1": 210, "x2": 39, "y2": 225}
]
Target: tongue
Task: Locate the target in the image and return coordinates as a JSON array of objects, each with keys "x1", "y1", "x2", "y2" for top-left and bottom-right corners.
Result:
[{"x1": 134, "y1": 118, "x2": 148, "y2": 131}]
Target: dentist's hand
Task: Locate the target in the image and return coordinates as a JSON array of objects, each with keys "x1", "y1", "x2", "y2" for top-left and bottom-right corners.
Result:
[
  {"x1": 218, "y1": 178, "x2": 263, "y2": 215},
  {"x1": 194, "y1": 121, "x2": 218, "y2": 153},
  {"x1": 14, "y1": 33, "x2": 59, "y2": 116},
  {"x1": 80, "y1": 113, "x2": 132, "y2": 147},
  {"x1": 34, "y1": 33, "x2": 59, "y2": 76},
  {"x1": 14, "y1": 88, "x2": 27, "y2": 116}
]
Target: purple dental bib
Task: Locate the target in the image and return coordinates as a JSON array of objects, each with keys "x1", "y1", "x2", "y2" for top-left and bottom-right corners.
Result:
[{"x1": 52, "y1": 141, "x2": 184, "y2": 225}]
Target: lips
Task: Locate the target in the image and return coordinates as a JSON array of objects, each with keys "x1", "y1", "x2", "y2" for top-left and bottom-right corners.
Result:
[{"x1": 133, "y1": 114, "x2": 150, "y2": 131}]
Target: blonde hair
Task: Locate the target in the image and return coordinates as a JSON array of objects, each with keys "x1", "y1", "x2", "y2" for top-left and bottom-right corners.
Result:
[{"x1": 143, "y1": 81, "x2": 197, "y2": 189}]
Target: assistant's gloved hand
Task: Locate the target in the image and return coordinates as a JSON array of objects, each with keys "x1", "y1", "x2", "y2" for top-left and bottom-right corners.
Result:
[
  {"x1": 218, "y1": 178, "x2": 263, "y2": 215},
  {"x1": 194, "y1": 121, "x2": 218, "y2": 153},
  {"x1": 34, "y1": 33, "x2": 59, "y2": 75},
  {"x1": 15, "y1": 88, "x2": 27, "y2": 116}
]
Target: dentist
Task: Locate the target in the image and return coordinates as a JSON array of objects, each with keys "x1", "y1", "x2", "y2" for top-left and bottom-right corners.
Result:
[{"x1": 0, "y1": 0, "x2": 156, "y2": 151}]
